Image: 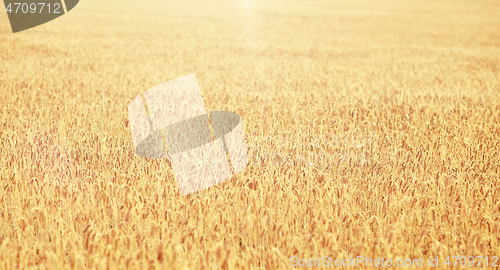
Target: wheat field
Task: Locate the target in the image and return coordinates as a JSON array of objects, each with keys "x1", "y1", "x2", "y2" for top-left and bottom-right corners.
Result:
[{"x1": 1, "y1": 0, "x2": 500, "y2": 269}]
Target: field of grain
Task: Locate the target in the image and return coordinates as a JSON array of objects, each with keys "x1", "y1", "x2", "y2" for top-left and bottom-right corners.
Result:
[{"x1": 1, "y1": 0, "x2": 500, "y2": 269}]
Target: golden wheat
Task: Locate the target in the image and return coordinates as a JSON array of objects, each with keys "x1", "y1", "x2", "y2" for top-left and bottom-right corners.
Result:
[{"x1": 0, "y1": 0, "x2": 499, "y2": 269}]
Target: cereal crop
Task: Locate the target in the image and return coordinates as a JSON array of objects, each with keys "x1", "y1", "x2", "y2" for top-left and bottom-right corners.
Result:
[{"x1": 0, "y1": 0, "x2": 499, "y2": 269}]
